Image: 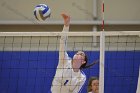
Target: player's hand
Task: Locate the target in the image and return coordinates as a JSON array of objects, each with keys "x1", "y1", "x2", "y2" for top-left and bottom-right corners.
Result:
[{"x1": 61, "y1": 13, "x2": 70, "y2": 27}]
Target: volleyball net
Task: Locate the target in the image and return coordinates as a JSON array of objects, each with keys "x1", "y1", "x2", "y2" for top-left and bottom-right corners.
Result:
[{"x1": 0, "y1": 31, "x2": 140, "y2": 93}]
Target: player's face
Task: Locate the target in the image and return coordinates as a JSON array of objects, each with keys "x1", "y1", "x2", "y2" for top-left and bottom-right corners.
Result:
[
  {"x1": 73, "y1": 51, "x2": 86, "y2": 66},
  {"x1": 91, "y1": 80, "x2": 99, "y2": 93}
]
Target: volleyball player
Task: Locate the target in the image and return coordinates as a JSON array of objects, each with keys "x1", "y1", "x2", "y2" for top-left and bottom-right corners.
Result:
[
  {"x1": 50, "y1": 13, "x2": 98, "y2": 93},
  {"x1": 87, "y1": 77, "x2": 99, "y2": 93}
]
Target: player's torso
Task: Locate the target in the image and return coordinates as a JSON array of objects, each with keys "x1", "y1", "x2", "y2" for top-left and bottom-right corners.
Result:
[{"x1": 51, "y1": 60, "x2": 84, "y2": 93}]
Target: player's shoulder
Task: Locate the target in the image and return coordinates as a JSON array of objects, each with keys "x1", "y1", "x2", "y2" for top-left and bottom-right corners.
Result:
[
  {"x1": 81, "y1": 70, "x2": 86, "y2": 76},
  {"x1": 80, "y1": 71, "x2": 86, "y2": 80}
]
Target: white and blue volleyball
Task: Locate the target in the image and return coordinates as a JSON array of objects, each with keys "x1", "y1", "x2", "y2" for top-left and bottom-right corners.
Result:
[{"x1": 34, "y1": 4, "x2": 51, "y2": 21}]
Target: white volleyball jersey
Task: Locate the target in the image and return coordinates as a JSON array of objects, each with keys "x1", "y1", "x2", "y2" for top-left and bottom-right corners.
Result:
[{"x1": 51, "y1": 52, "x2": 86, "y2": 93}]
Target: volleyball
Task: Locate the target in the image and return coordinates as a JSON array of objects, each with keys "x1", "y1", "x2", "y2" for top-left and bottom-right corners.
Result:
[{"x1": 34, "y1": 4, "x2": 51, "y2": 21}]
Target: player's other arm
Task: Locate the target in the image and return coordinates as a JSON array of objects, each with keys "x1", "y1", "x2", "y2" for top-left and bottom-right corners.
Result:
[{"x1": 57, "y1": 13, "x2": 70, "y2": 68}]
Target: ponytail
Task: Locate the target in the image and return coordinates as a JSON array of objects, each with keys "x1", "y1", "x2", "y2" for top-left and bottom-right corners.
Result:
[
  {"x1": 81, "y1": 59, "x2": 99, "y2": 69},
  {"x1": 79, "y1": 51, "x2": 99, "y2": 69},
  {"x1": 84, "y1": 60, "x2": 99, "y2": 69}
]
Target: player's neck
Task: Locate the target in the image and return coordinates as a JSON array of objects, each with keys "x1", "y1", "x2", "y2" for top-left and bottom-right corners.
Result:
[
  {"x1": 73, "y1": 68, "x2": 80, "y2": 72},
  {"x1": 72, "y1": 61, "x2": 80, "y2": 72}
]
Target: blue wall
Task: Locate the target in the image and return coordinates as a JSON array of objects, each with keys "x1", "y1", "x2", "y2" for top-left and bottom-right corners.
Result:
[{"x1": 0, "y1": 51, "x2": 139, "y2": 93}]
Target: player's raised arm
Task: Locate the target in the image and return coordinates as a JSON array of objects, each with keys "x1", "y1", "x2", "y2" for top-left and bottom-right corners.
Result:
[{"x1": 57, "y1": 13, "x2": 70, "y2": 68}]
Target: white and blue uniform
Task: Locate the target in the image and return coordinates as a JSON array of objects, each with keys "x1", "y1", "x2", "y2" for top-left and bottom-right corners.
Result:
[
  {"x1": 51, "y1": 26, "x2": 86, "y2": 93},
  {"x1": 51, "y1": 52, "x2": 86, "y2": 93}
]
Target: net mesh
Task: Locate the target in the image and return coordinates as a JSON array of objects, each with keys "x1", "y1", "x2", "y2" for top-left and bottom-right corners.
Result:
[{"x1": 0, "y1": 32, "x2": 140, "y2": 93}]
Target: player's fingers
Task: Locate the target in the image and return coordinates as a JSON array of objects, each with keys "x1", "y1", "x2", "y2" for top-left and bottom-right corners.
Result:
[{"x1": 61, "y1": 13, "x2": 70, "y2": 20}]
